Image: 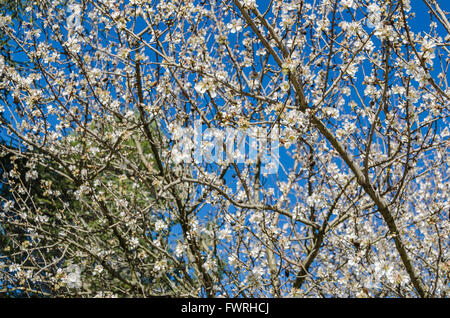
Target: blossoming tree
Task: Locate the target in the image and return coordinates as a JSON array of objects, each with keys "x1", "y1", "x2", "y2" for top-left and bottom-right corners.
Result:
[{"x1": 0, "y1": 0, "x2": 448, "y2": 297}]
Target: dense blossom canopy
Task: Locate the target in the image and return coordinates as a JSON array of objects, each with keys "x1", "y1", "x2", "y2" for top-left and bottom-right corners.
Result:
[{"x1": 0, "y1": 0, "x2": 448, "y2": 297}]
